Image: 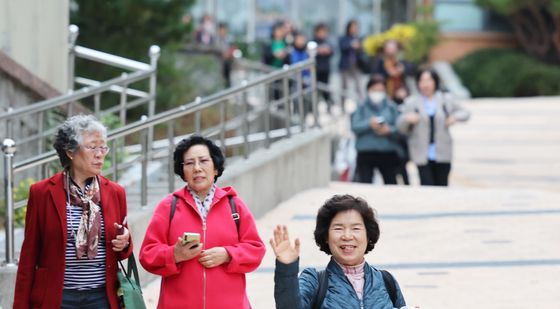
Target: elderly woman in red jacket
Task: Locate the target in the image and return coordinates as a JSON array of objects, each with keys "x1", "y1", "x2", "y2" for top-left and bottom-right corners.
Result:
[
  {"x1": 14, "y1": 115, "x2": 132, "y2": 309},
  {"x1": 140, "y1": 135, "x2": 265, "y2": 308}
]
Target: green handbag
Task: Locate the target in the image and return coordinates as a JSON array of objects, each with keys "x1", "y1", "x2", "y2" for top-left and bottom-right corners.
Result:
[{"x1": 117, "y1": 253, "x2": 147, "y2": 309}]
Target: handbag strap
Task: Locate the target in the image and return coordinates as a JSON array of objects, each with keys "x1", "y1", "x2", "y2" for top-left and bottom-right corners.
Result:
[{"x1": 119, "y1": 252, "x2": 142, "y2": 288}]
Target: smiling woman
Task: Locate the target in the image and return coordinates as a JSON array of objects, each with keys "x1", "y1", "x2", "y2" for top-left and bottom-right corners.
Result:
[
  {"x1": 139, "y1": 134, "x2": 265, "y2": 309},
  {"x1": 271, "y1": 194, "x2": 408, "y2": 309}
]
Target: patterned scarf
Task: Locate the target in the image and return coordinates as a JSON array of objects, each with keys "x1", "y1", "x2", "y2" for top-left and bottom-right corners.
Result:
[
  {"x1": 187, "y1": 183, "x2": 217, "y2": 221},
  {"x1": 64, "y1": 171, "x2": 102, "y2": 259}
]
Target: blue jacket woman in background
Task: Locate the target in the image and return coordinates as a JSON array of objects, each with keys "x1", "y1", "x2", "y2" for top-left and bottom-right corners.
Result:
[
  {"x1": 271, "y1": 194, "x2": 407, "y2": 309},
  {"x1": 351, "y1": 75, "x2": 402, "y2": 184}
]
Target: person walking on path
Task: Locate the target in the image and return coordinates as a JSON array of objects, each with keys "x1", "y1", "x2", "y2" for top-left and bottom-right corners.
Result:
[
  {"x1": 339, "y1": 20, "x2": 364, "y2": 110},
  {"x1": 351, "y1": 75, "x2": 402, "y2": 184},
  {"x1": 140, "y1": 135, "x2": 265, "y2": 308},
  {"x1": 14, "y1": 115, "x2": 132, "y2": 309},
  {"x1": 313, "y1": 23, "x2": 334, "y2": 112},
  {"x1": 397, "y1": 69, "x2": 470, "y2": 186}
]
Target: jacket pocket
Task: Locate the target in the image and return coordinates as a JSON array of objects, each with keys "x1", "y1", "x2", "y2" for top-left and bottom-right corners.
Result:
[{"x1": 30, "y1": 267, "x2": 48, "y2": 306}]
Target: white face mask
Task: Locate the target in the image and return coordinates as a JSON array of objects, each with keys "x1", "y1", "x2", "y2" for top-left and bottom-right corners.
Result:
[{"x1": 368, "y1": 91, "x2": 386, "y2": 104}]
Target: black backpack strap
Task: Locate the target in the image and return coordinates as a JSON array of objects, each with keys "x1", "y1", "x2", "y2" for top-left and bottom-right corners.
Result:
[
  {"x1": 169, "y1": 195, "x2": 177, "y2": 223},
  {"x1": 311, "y1": 269, "x2": 328, "y2": 309},
  {"x1": 228, "y1": 195, "x2": 240, "y2": 234},
  {"x1": 381, "y1": 270, "x2": 397, "y2": 306}
]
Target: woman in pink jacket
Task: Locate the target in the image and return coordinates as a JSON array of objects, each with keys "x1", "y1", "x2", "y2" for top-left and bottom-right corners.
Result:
[{"x1": 140, "y1": 135, "x2": 265, "y2": 308}]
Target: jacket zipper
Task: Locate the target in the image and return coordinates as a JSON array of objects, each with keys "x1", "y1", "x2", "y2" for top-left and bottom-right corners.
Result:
[{"x1": 202, "y1": 219, "x2": 207, "y2": 309}]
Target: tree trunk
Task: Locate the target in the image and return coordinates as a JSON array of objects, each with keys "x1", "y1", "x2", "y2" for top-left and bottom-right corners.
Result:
[
  {"x1": 510, "y1": 7, "x2": 550, "y2": 61},
  {"x1": 551, "y1": 15, "x2": 560, "y2": 61}
]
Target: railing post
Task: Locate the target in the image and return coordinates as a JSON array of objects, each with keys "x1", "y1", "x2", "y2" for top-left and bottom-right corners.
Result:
[
  {"x1": 2, "y1": 138, "x2": 17, "y2": 266},
  {"x1": 140, "y1": 115, "x2": 148, "y2": 207},
  {"x1": 37, "y1": 111, "x2": 44, "y2": 154},
  {"x1": 195, "y1": 97, "x2": 202, "y2": 133},
  {"x1": 219, "y1": 100, "x2": 226, "y2": 152},
  {"x1": 119, "y1": 73, "x2": 129, "y2": 126},
  {"x1": 282, "y1": 69, "x2": 291, "y2": 138},
  {"x1": 310, "y1": 63, "x2": 319, "y2": 128},
  {"x1": 167, "y1": 121, "x2": 175, "y2": 194},
  {"x1": 94, "y1": 93, "x2": 101, "y2": 118},
  {"x1": 297, "y1": 72, "x2": 305, "y2": 132},
  {"x1": 307, "y1": 42, "x2": 320, "y2": 128},
  {"x1": 5, "y1": 107, "x2": 13, "y2": 139},
  {"x1": 111, "y1": 139, "x2": 118, "y2": 181},
  {"x1": 263, "y1": 84, "x2": 271, "y2": 149},
  {"x1": 241, "y1": 80, "x2": 250, "y2": 159},
  {"x1": 68, "y1": 24, "x2": 79, "y2": 92},
  {"x1": 148, "y1": 45, "x2": 161, "y2": 154}
]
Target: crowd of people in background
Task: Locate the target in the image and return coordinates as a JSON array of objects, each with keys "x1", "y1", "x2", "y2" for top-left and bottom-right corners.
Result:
[
  {"x1": 256, "y1": 17, "x2": 470, "y2": 186},
  {"x1": 190, "y1": 14, "x2": 471, "y2": 186}
]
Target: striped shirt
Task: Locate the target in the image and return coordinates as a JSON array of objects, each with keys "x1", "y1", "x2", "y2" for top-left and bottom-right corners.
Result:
[{"x1": 63, "y1": 203, "x2": 106, "y2": 290}]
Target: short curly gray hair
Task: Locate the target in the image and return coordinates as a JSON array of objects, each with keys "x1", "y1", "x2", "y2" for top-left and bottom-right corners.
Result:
[{"x1": 53, "y1": 114, "x2": 107, "y2": 168}]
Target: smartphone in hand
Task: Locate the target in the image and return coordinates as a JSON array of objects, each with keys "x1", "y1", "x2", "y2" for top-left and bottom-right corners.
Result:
[{"x1": 181, "y1": 232, "x2": 201, "y2": 248}]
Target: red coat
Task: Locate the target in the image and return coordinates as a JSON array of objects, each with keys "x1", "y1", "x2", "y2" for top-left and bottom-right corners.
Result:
[
  {"x1": 13, "y1": 172, "x2": 132, "y2": 309},
  {"x1": 139, "y1": 186, "x2": 265, "y2": 309}
]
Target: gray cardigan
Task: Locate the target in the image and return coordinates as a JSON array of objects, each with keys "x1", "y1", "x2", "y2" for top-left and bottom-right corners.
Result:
[{"x1": 396, "y1": 92, "x2": 470, "y2": 165}]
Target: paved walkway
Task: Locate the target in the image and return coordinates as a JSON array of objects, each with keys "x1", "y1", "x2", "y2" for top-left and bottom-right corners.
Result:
[{"x1": 143, "y1": 97, "x2": 560, "y2": 308}]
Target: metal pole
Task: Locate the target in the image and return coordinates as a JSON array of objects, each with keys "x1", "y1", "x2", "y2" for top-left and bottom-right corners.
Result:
[
  {"x1": 167, "y1": 121, "x2": 175, "y2": 193},
  {"x1": 140, "y1": 115, "x2": 148, "y2": 207},
  {"x1": 247, "y1": 0, "x2": 256, "y2": 43},
  {"x1": 263, "y1": 84, "x2": 270, "y2": 149},
  {"x1": 306, "y1": 42, "x2": 319, "y2": 129},
  {"x1": 219, "y1": 100, "x2": 226, "y2": 152},
  {"x1": 310, "y1": 64, "x2": 320, "y2": 128},
  {"x1": 111, "y1": 139, "x2": 118, "y2": 181},
  {"x1": 5, "y1": 108, "x2": 13, "y2": 138},
  {"x1": 242, "y1": 82, "x2": 250, "y2": 159},
  {"x1": 37, "y1": 112, "x2": 44, "y2": 154},
  {"x1": 373, "y1": 0, "x2": 382, "y2": 34},
  {"x1": 2, "y1": 138, "x2": 17, "y2": 266},
  {"x1": 283, "y1": 75, "x2": 291, "y2": 138},
  {"x1": 68, "y1": 25, "x2": 79, "y2": 92},
  {"x1": 94, "y1": 93, "x2": 101, "y2": 118},
  {"x1": 297, "y1": 72, "x2": 305, "y2": 132},
  {"x1": 194, "y1": 97, "x2": 202, "y2": 133},
  {"x1": 119, "y1": 73, "x2": 129, "y2": 126},
  {"x1": 148, "y1": 45, "x2": 160, "y2": 155}
]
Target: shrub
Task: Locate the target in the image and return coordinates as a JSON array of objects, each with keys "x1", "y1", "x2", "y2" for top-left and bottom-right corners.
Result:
[
  {"x1": 454, "y1": 48, "x2": 560, "y2": 97},
  {"x1": 363, "y1": 21, "x2": 440, "y2": 64}
]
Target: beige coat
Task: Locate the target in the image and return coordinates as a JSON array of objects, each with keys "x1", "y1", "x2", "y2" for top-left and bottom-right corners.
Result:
[{"x1": 396, "y1": 92, "x2": 470, "y2": 165}]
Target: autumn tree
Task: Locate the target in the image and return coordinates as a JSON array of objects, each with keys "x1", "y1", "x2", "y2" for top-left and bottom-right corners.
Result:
[{"x1": 477, "y1": 0, "x2": 560, "y2": 63}]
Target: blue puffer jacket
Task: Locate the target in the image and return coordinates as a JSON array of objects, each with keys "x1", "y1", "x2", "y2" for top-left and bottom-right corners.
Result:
[{"x1": 275, "y1": 258, "x2": 406, "y2": 309}]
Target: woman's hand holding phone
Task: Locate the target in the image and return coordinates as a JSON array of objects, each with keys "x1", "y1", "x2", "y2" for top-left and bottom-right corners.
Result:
[{"x1": 173, "y1": 236, "x2": 203, "y2": 263}]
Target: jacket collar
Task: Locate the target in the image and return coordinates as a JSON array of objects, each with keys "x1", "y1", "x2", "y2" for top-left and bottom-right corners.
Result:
[{"x1": 172, "y1": 184, "x2": 237, "y2": 212}]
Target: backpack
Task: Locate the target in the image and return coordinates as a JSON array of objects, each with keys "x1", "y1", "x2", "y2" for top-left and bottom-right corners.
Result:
[
  {"x1": 169, "y1": 195, "x2": 240, "y2": 233},
  {"x1": 311, "y1": 268, "x2": 397, "y2": 309}
]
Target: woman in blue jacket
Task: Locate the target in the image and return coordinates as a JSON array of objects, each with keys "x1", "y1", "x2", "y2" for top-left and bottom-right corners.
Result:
[
  {"x1": 351, "y1": 75, "x2": 402, "y2": 184},
  {"x1": 271, "y1": 194, "x2": 407, "y2": 309}
]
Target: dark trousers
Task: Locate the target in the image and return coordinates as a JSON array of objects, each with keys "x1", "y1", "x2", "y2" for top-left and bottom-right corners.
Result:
[
  {"x1": 356, "y1": 151, "x2": 399, "y2": 184},
  {"x1": 396, "y1": 157, "x2": 410, "y2": 185},
  {"x1": 417, "y1": 160, "x2": 451, "y2": 186},
  {"x1": 316, "y1": 71, "x2": 332, "y2": 110},
  {"x1": 61, "y1": 287, "x2": 110, "y2": 309}
]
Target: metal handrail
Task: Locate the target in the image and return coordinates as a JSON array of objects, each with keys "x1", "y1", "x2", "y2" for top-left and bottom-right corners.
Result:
[
  {"x1": 2, "y1": 50, "x2": 319, "y2": 265},
  {"x1": 0, "y1": 70, "x2": 153, "y2": 121}
]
